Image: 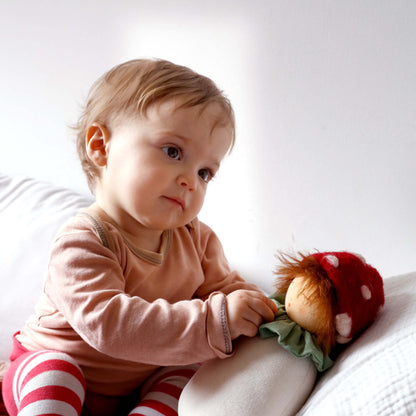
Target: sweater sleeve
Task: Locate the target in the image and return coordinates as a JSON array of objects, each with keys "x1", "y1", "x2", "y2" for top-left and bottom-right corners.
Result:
[
  {"x1": 44, "y1": 221, "x2": 233, "y2": 365},
  {"x1": 192, "y1": 219, "x2": 261, "y2": 299}
]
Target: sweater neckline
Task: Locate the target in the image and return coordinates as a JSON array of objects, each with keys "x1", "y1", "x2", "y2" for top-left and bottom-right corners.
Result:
[{"x1": 84, "y1": 203, "x2": 172, "y2": 265}]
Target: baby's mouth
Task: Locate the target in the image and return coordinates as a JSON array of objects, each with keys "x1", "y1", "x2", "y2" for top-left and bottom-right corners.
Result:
[{"x1": 163, "y1": 196, "x2": 185, "y2": 210}]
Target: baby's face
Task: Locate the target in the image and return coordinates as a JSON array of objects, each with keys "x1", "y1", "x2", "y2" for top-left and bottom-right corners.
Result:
[{"x1": 95, "y1": 99, "x2": 232, "y2": 245}]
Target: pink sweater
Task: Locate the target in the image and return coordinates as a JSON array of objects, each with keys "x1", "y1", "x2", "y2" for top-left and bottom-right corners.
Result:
[{"x1": 18, "y1": 208, "x2": 259, "y2": 395}]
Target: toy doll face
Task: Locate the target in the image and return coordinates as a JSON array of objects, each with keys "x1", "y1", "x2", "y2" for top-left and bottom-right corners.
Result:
[{"x1": 285, "y1": 276, "x2": 323, "y2": 334}]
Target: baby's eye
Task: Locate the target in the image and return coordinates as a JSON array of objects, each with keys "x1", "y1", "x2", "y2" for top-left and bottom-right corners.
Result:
[
  {"x1": 162, "y1": 146, "x2": 182, "y2": 160},
  {"x1": 198, "y1": 168, "x2": 213, "y2": 183}
]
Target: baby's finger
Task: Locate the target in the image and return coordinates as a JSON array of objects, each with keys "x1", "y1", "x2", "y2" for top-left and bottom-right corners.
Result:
[
  {"x1": 240, "y1": 307, "x2": 264, "y2": 328},
  {"x1": 248, "y1": 295, "x2": 277, "y2": 322},
  {"x1": 238, "y1": 319, "x2": 260, "y2": 338},
  {"x1": 267, "y1": 297, "x2": 278, "y2": 315}
]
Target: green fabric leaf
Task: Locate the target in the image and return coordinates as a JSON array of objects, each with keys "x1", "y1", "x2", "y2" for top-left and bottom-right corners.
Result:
[{"x1": 259, "y1": 293, "x2": 334, "y2": 372}]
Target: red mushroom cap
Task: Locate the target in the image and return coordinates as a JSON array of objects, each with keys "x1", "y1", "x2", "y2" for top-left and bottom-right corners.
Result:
[{"x1": 311, "y1": 252, "x2": 385, "y2": 344}]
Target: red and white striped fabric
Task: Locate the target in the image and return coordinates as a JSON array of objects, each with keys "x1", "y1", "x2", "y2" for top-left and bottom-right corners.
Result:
[
  {"x1": 4, "y1": 349, "x2": 199, "y2": 416},
  {"x1": 129, "y1": 364, "x2": 200, "y2": 416},
  {"x1": 4, "y1": 350, "x2": 86, "y2": 416}
]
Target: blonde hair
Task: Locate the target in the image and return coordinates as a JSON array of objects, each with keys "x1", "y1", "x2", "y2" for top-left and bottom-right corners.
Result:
[{"x1": 74, "y1": 59, "x2": 235, "y2": 191}]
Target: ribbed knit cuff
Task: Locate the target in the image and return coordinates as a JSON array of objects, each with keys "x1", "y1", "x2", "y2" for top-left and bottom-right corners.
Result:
[{"x1": 206, "y1": 292, "x2": 233, "y2": 357}]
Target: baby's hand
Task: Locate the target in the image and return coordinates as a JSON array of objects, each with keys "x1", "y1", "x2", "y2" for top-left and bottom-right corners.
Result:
[{"x1": 226, "y1": 290, "x2": 278, "y2": 340}]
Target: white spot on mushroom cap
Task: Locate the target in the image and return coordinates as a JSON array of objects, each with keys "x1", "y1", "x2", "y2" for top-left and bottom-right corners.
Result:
[
  {"x1": 335, "y1": 313, "x2": 352, "y2": 338},
  {"x1": 324, "y1": 255, "x2": 339, "y2": 267},
  {"x1": 361, "y1": 285, "x2": 372, "y2": 300}
]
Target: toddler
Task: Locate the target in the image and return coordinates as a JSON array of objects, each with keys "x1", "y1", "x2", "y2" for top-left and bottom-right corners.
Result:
[{"x1": 2, "y1": 59, "x2": 277, "y2": 416}]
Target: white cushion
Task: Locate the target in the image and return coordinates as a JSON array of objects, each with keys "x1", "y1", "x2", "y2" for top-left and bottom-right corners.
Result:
[
  {"x1": 298, "y1": 271, "x2": 416, "y2": 415},
  {"x1": 179, "y1": 335, "x2": 317, "y2": 416},
  {"x1": 0, "y1": 174, "x2": 92, "y2": 361}
]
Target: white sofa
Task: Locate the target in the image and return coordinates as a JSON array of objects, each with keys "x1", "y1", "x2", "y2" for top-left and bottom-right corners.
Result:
[{"x1": 1, "y1": 173, "x2": 416, "y2": 415}]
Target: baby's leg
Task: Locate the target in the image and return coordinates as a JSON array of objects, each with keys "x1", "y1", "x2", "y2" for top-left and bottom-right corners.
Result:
[
  {"x1": 128, "y1": 363, "x2": 200, "y2": 416},
  {"x1": 3, "y1": 349, "x2": 86, "y2": 416}
]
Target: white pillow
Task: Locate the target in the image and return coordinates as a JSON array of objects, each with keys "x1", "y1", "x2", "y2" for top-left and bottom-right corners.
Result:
[
  {"x1": 0, "y1": 174, "x2": 93, "y2": 361},
  {"x1": 298, "y1": 271, "x2": 416, "y2": 415},
  {"x1": 179, "y1": 335, "x2": 317, "y2": 416}
]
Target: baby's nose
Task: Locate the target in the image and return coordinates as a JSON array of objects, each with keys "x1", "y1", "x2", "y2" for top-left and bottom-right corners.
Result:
[{"x1": 177, "y1": 172, "x2": 196, "y2": 191}]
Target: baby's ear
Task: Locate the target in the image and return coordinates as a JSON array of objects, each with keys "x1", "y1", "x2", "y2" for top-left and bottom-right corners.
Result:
[{"x1": 86, "y1": 123, "x2": 111, "y2": 167}]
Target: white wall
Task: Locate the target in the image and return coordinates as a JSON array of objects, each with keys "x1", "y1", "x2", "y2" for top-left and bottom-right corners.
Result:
[{"x1": 1, "y1": 0, "x2": 415, "y2": 291}]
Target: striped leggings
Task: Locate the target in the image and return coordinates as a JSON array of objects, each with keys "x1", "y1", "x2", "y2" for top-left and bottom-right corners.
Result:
[{"x1": 2, "y1": 338, "x2": 199, "y2": 416}]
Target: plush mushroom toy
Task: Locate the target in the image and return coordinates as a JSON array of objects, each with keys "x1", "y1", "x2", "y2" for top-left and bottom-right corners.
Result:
[{"x1": 259, "y1": 251, "x2": 385, "y2": 370}]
